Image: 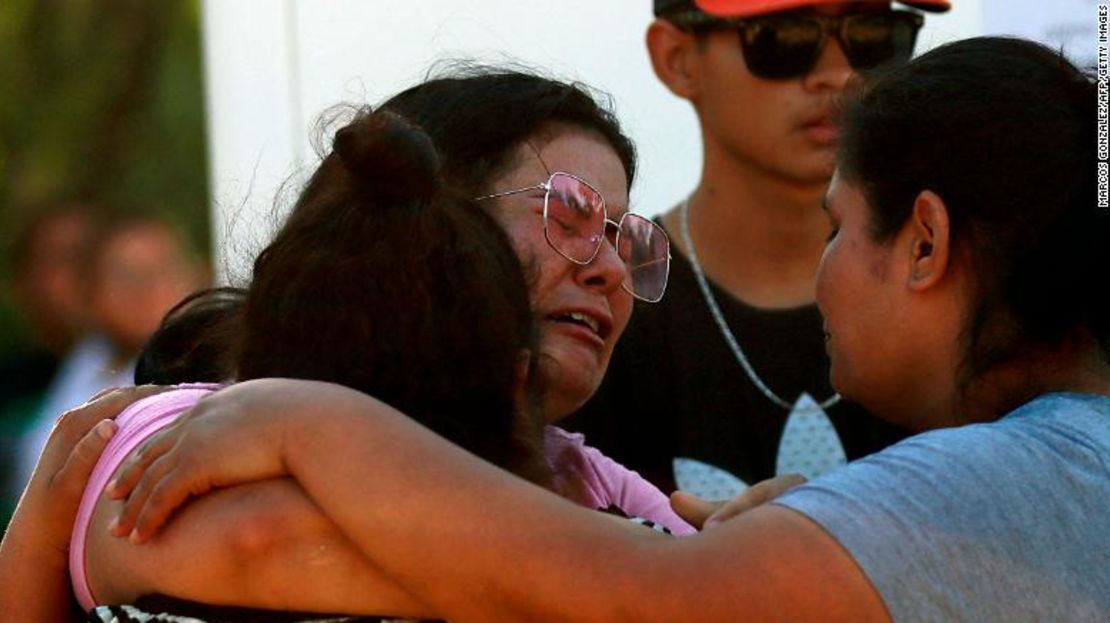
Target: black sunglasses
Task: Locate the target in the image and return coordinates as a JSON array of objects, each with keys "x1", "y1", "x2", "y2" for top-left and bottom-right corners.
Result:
[{"x1": 670, "y1": 9, "x2": 924, "y2": 80}]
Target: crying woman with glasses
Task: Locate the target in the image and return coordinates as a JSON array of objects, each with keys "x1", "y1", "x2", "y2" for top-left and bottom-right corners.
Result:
[{"x1": 1, "y1": 68, "x2": 689, "y2": 621}]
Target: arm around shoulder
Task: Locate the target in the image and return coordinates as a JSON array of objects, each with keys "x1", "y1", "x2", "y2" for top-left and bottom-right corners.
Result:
[
  {"x1": 276, "y1": 394, "x2": 890, "y2": 622},
  {"x1": 97, "y1": 379, "x2": 889, "y2": 621}
]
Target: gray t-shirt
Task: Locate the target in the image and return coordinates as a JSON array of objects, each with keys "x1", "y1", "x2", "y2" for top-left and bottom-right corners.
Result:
[{"x1": 776, "y1": 392, "x2": 1110, "y2": 622}]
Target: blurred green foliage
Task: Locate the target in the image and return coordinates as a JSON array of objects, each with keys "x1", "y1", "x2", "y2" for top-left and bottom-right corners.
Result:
[{"x1": 0, "y1": 0, "x2": 209, "y2": 352}]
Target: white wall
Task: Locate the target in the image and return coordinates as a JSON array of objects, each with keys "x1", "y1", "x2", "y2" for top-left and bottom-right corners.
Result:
[
  {"x1": 203, "y1": 0, "x2": 985, "y2": 281},
  {"x1": 981, "y1": 0, "x2": 1100, "y2": 64}
]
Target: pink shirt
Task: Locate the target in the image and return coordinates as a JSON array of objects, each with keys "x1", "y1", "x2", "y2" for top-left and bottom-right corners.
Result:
[
  {"x1": 70, "y1": 388, "x2": 694, "y2": 609},
  {"x1": 69, "y1": 384, "x2": 220, "y2": 610},
  {"x1": 544, "y1": 426, "x2": 695, "y2": 536}
]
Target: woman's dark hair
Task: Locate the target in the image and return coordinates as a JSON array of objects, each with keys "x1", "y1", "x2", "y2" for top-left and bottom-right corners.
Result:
[
  {"x1": 236, "y1": 107, "x2": 549, "y2": 486},
  {"x1": 838, "y1": 36, "x2": 1107, "y2": 385},
  {"x1": 380, "y1": 66, "x2": 637, "y2": 197},
  {"x1": 134, "y1": 287, "x2": 245, "y2": 385},
  {"x1": 135, "y1": 68, "x2": 634, "y2": 493}
]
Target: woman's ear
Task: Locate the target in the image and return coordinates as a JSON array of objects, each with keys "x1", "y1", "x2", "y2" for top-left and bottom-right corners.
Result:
[
  {"x1": 645, "y1": 19, "x2": 701, "y2": 100},
  {"x1": 906, "y1": 190, "x2": 951, "y2": 291}
]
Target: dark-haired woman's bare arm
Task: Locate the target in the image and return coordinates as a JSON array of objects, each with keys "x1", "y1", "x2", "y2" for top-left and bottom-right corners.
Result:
[{"x1": 110, "y1": 379, "x2": 890, "y2": 622}]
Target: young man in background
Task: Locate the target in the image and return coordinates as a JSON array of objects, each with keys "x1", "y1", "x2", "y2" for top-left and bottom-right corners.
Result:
[{"x1": 567, "y1": 0, "x2": 950, "y2": 498}]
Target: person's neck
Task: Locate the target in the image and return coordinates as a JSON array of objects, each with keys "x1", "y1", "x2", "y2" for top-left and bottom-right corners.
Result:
[
  {"x1": 955, "y1": 335, "x2": 1110, "y2": 425},
  {"x1": 662, "y1": 147, "x2": 832, "y2": 310}
]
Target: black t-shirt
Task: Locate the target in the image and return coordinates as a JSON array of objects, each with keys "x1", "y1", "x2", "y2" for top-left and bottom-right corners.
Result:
[{"x1": 563, "y1": 245, "x2": 908, "y2": 493}]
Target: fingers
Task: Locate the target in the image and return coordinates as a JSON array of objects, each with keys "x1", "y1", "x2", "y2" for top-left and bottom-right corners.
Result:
[
  {"x1": 45, "y1": 385, "x2": 167, "y2": 461},
  {"x1": 106, "y1": 400, "x2": 217, "y2": 541},
  {"x1": 127, "y1": 463, "x2": 203, "y2": 543},
  {"x1": 106, "y1": 429, "x2": 177, "y2": 501},
  {"x1": 85, "y1": 385, "x2": 128, "y2": 404},
  {"x1": 109, "y1": 449, "x2": 187, "y2": 541},
  {"x1": 34, "y1": 387, "x2": 153, "y2": 479},
  {"x1": 704, "y1": 473, "x2": 808, "y2": 529},
  {"x1": 669, "y1": 474, "x2": 809, "y2": 532},
  {"x1": 108, "y1": 394, "x2": 221, "y2": 501},
  {"x1": 107, "y1": 427, "x2": 183, "y2": 536},
  {"x1": 110, "y1": 437, "x2": 219, "y2": 543},
  {"x1": 669, "y1": 491, "x2": 724, "y2": 530},
  {"x1": 75, "y1": 385, "x2": 167, "y2": 424},
  {"x1": 104, "y1": 383, "x2": 297, "y2": 543},
  {"x1": 84, "y1": 385, "x2": 170, "y2": 416},
  {"x1": 49, "y1": 419, "x2": 118, "y2": 503}
]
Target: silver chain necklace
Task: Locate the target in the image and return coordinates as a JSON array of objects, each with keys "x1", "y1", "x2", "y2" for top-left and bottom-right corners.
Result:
[{"x1": 679, "y1": 199, "x2": 841, "y2": 411}]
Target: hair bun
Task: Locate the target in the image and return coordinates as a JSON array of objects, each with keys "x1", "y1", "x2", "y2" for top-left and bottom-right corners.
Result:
[{"x1": 333, "y1": 108, "x2": 441, "y2": 204}]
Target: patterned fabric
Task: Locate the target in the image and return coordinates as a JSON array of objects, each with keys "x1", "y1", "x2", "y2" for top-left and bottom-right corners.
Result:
[
  {"x1": 598, "y1": 504, "x2": 676, "y2": 535},
  {"x1": 89, "y1": 605, "x2": 206, "y2": 622},
  {"x1": 87, "y1": 599, "x2": 419, "y2": 623},
  {"x1": 627, "y1": 516, "x2": 674, "y2": 535},
  {"x1": 774, "y1": 393, "x2": 847, "y2": 479}
]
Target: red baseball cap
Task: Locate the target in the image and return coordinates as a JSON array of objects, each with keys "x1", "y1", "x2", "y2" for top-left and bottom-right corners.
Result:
[{"x1": 689, "y1": 0, "x2": 950, "y2": 17}]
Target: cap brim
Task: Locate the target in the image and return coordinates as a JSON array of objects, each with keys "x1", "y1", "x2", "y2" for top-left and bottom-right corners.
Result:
[{"x1": 694, "y1": 0, "x2": 950, "y2": 18}]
